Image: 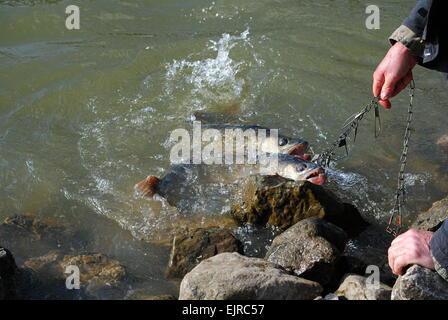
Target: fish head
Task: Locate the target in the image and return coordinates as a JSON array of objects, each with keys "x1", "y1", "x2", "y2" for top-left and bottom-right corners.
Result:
[
  {"x1": 278, "y1": 156, "x2": 326, "y2": 185},
  {"x1": 260, "y1": 134, "x2": 309, "y2": 158}
]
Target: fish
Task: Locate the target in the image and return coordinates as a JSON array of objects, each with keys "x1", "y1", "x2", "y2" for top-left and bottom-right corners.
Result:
[
  {"x1": 199, "y1": 124, "x2": 311, "y2": 160},
  {"x1": 134, "y1": 154, "x2": 326, "y2": 208}
]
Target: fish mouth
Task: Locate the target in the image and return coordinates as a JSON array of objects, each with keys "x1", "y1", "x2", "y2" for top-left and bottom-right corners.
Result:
[
  {"x1": 305, "y1": 168, "x2": 326, "y2": 185},
  {"x1": 287, "y1": 142, "x2": 309, "y2": 157}
]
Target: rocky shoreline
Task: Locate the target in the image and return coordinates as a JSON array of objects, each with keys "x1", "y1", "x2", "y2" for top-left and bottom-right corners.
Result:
[{"x1": 1, "y1": 175, "x2": 448, "y2": 300}]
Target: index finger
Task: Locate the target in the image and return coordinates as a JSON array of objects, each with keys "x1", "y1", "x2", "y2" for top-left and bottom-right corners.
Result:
[{"x1": 372, "y1": 70, "x2": 384, "y2": 98}]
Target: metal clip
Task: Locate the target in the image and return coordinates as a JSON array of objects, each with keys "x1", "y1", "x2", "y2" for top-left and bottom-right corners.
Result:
[
  {"x1": 374, "y1": 103, "x2": 381, "y2": 138},
  {"x1": 386, "y1": 209, "x2": 402, "y2": 237}
]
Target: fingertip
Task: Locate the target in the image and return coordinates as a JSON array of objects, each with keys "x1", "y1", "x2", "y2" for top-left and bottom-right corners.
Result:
[{"x1": 379, "y1": 99, "x2": 391, "y2": 109}]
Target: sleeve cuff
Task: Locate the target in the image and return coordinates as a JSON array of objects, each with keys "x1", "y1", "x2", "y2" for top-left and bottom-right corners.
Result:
[
  {"x1": 431, "y1": 251, "x2": 448, "y2": 282},
  {"x1": 389, "y1": 24, "x2": 425, "y2": 58}
]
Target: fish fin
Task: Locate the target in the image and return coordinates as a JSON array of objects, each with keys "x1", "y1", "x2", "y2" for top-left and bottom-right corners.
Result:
[{"x1": 134, "y1": 175, "x2": 160, "y2": 197}]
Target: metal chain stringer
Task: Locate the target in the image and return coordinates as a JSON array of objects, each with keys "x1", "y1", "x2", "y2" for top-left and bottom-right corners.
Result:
[
  {"x1": 386, "y1": 79, "x2": 416, "y2": 237},
  {"x1": 313, "y1": 81, "x2": 416, "y2": 237},
  {"x1": 313, "y1": 97, "x2": 381, "y2": 167}
]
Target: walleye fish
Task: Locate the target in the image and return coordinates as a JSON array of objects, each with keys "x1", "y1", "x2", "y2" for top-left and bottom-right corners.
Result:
[{"x1": 134, "y1": 154, "x2": 326, "y2": 209}]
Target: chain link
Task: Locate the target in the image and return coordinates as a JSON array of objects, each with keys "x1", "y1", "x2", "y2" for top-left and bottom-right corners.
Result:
[
  {"x1": 386, "y1": 79, "x2": 415, "y2": 237},
  {"x1": 313, "y1": 97, "x2": 381, "y2": 167}
]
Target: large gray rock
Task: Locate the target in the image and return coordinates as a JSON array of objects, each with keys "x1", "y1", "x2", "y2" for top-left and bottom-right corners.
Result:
[
  {"x1": 335, "y1": 274, "x2": 392, "y2": 300},
  {"x1": 164, "y1": 227, "x2": 243, "y2": 280},
  {"x1": 265, "y1": 217, "x2": 347, "y2": 285},
  {"x1": 392, "y1": 265, "x2": 448, "y2": 300},
  {"x1": 0, "y1": 247, "x2": 18, "y2": 300},
  {"x1": 230, "y1": 175, "x2": 368, "y2": 237},
  {"x1": 179, "y1": 252, "x2": 322, "y2": 300},
  {"x1": 412, "y1": 197, "x2": 448, "y2": 232}
]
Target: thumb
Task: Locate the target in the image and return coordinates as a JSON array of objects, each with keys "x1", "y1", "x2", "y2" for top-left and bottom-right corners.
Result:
[{"x1": 380, "y1": 75, "x2": 398, "y2": 100}]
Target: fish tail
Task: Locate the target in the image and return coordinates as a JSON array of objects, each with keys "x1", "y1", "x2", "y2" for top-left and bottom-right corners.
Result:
[{"x1": 134, "y1": 175, "x2": 160, "y2": 197}]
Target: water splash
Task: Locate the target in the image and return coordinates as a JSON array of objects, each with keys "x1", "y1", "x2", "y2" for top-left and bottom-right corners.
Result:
[{"x1": 164, "y1": 29, "x2": 258, "y2": 111}]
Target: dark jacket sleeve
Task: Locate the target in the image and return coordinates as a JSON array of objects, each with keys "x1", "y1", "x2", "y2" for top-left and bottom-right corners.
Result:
[
  {"x1": 391, "y1": 0, "x2": 448, "y2": 74},
  {"x1": 402, "y1": 0, "x2": 432, "y2": 37},
  {"x1": 430, "y1": 219, "x2": 448, "y2": 281}
]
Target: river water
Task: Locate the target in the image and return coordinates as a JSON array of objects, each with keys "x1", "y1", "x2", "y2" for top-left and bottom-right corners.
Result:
[{"x1": 1, "y1": 0, "x2": 447, "y2": 299}]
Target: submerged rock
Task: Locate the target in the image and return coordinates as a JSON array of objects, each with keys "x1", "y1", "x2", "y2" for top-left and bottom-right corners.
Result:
[
  {"x1": 0, "y1": 213, "x2": 84, "y2": 257},
  {"x1": 392, "y1": 265, "x2": 448, "y2": 300},
  {"x1": 21, "y1": 251, "x2": 128, "y2": 299},
  {"x1": 437, "y1": 135, "x2": 448, "y2": 152},
  {"x1": 149, "y1": 215, "x2": 239, "y2": 247},
  {"x1": 0, "y1": 247, "x2": 18, "y2": 300},
  {"x1": 412, "y1": 196, "x2": 448, "y2": 231},
  {"x1": 230, "y1": 175, "x2": 368, "y2": 237},
  {"x1": 335, "y1": 274, "x2": 392, "y2": 300},
  {"x1": 164, "y1": 227, "x2": 243, "y2": 280},
  {"x1": 265, "y1": 217, "x2": 347, "y2": 285},
  {"x1": 179, "y1": 252, "x2": 322, "y2": 300}
]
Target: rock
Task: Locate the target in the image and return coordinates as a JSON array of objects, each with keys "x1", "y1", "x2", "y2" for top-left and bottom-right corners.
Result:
[
  {"x1": 0, "y1": 247, "x2": 18, "y2": 300},
  {"x1": 0, "y1": 213, "x2": 84, "y2": 257},
  {"x1": 230, "y1": 175, "x2": 368, "y2": 237},
  {"x1": 412, "y1": 197, "x2": 448, "y2": 232},
  {"x1": 335, "y1": 274, "x2": 392, "y2": 300},
  {"x1": 323, "y1": 293, "x2": 339, "y2": 300},
  {"x1": 314, "y1": 293, "x2": 339, "y2": 300},
  {"x1": 21, "y1": 251, "x2": 128, "y2": 299},
  {"x1": 392, "y1": 265, "x2": 448, "y2": 300},
  {"x1": 164, "y1": 227, "x2": 243, "y2": 280},
  {"x1": 179, "y1": 252, "x2": 322, "y2": 300},
  {"x1": 437, "y1": 135, "x2": 448, "y2": 152},
  {"x1": 149, "y1": 215, "x2": 239, "y2": 247},
  {"x1": 126, "y1": 290, "x2": 177, "y2": 300},
  {"x1": 265, "y1": 217, "x2": 347, "y2": 285}
]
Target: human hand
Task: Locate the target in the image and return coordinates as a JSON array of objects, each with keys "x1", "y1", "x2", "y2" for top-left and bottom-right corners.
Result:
[
  {"x1": 388, "y1": 229, "x2": 435, "y2": 276},
  {"x1": 373, "y1": 42, "x2": 417, "y2": 109}
]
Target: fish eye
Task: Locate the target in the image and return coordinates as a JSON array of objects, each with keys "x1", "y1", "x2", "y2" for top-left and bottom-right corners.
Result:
[
  {"x1": 279, "y1": 138, "x2": 288, "y2": 146},
  {"x1": 296, "y1": 163, "x2": 307, "y2": 172}
]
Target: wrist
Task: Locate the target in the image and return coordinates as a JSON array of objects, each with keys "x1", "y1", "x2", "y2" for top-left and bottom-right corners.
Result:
[
  {"x1": 389, "y1": 24, "x2": 425, "y2": 59},
  {"x1": 393, "y1": 42, "x2": 418, "y2": 66}
]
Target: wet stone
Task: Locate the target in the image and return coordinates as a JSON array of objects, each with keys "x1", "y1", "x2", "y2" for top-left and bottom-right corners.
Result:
[
  {"x1": 0, "y1": 213, "x2": 85, "y2": 257},
  {"x1": 392, "y1": 265, "x2": 448, "y2": 300},
  {"x1": 179, "y1": 252, "x2": 323, "y2": 300},
  {"x1": 265, "y1": 217, "x2": 347, "y2": 286},
  {"x1": 164, "y1": 227, "x2": 243, "y2": 280},
  {"x1": 412, "y1": 196, "x2": 448, "y2": 232},
  {"x1": 230, "y1": 175, "x2": 368, "y2": 237},
  {"x1": 20, "y1": 251, "x2": 128, "y2": 299},
  {"x1": 335, "y1": 274, "x2": 392, "y2": 300}
]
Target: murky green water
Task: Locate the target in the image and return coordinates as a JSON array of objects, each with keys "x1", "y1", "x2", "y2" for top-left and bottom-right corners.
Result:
[{"x1": 1, "y1": 0, "x2": 448, "y2": 299}]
